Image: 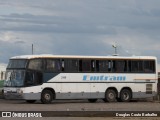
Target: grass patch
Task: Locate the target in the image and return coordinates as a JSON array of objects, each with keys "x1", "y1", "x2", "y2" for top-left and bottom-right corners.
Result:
[
  {"x1": 0, "y1": 80, "x2": 4, "y2": 87},
  {"x1": 0, "y1": 80, "x2": 4, "y2": 96}
]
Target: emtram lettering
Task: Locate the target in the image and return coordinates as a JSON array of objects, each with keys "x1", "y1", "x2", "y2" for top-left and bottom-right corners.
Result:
[{"x1": 83, "y1": 75, "x2": 126, "y2": 81}]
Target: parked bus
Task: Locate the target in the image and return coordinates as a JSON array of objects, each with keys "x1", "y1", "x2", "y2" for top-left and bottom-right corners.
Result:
[{"x1": 3, "y1": 55, "x2": 158, "y2": 104}]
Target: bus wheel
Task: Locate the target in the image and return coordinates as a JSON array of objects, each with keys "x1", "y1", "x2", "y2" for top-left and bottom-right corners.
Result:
[
  {"x1": 120, "y1": 89, "x2": 132, "y2": 102},
  {"x1": 105, "y1": 89, "x2": 116, "y2": 102},
  {"x1": 88, "y1": 99, "x2": 97, "y2": 103},
  {"x1": 41, "y1": 90, "x2": 53, "y2": 104},
  {"x1": 26, "y1": 100, "x2": 36, "y2": 103}
]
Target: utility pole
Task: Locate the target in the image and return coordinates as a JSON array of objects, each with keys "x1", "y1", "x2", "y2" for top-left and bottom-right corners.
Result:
[{"x1": 32, "y1": 44, "x2": 34, "y2": 55}]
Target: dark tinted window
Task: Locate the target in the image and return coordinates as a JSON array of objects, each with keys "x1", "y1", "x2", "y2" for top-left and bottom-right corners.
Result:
[
  {"x1": 112, "y1": 60, "x2": 127, "y2": 72},
  {"x1": 131, "y1": 61, "x2": 143, "y2": 72},
  {"x1": 130, "y1": 60, "x2": 155, "y2": 73},
  {"x1": 26, "y1": 58, "x2": 155, "y2": 73},
  {"x1": 45, "y1": 59, "x2": 61, "y2": 72},
  {"x1": 28, "y1": 59, "x2": 43, "y2": 71},
  {"x1": 144, "y1": 60, "x2": 155, "y2": 73},
  {"x1": 25, "y1": 71, "x2": 43, "y2": 86},
  {"x1": 63, "y1": 59, "x2": 78, "y2": 72},
  {"x1": 79, "y1": 60, "x2": 91, "y2": 72},
  {"x1": 7, "y1": 59, "x2": 27, "y2": 69},
  {"x1": 97, "y1": 60, "x2": 112, "y2": 72}
]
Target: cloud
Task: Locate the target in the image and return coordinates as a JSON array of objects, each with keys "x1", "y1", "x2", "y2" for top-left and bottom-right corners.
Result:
[
  {"x1": 0, "y1": 13, "x2": 117, "y2": 35},
  {"x1": 14, "y1": 40, "x2": 25, "y2": 44},
  {"x1": 0, "y1": 0, "x2": 160, "y2": 34},
  {"x1": 0, "y1": 0, "x2": 160, "y2": 65}
]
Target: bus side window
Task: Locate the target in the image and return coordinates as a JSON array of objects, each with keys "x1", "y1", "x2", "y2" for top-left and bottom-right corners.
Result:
[
  {"x1": 64, "y1": 59, "x2": 78, "y2": 72},
  {"x1": 36, "y1": 72, "x2": 43, "y2": 85},
  {"x1": 79, "y1": 60, "x2": 82, "y2": 72},
  {"x1": 46, "y1": 59, "x2": 61, "y2": 72},
  {"x1": 28, "y1": 59, "x2": 43, "y2": 71},
  {"x1": 81, "y1": 60, "x2": 91, "y2": 72},
  {"x1": 131, "y1": 61, "x2": 138, "y2": 72},
  {"x1": 112, "y1": 60, "x2": 127, "y2": 73},
  {"x1": 144, "y1": 60, "x2": 155, "y2": 73},
  {"x1": 128, "y1": 61, "x2": 132, "y2": 72},
  {"x1": 70, "y1": 59, "x2": 79, "y2": 72},
  {"x1": 131, "y1": 60, "x2": 144, "y2": 73},
  {"x1": 25, "y1": 71, "x2": 42, "y2": 86},
  {"x1": 138, "y1": 61, "x2": 144, "y2": 72},
  {"x1": 79, "y1": 59, "x2": 91, "y2": 72},
  {"x1": 25, "y1": 72, "x2": 34, "y2": 86},
  {"x1": 96, "y1": 60, "x2": 99, "y2": 72},
  {"x1": 98, "y1": 60, "x2": 111, "y2": 72}
]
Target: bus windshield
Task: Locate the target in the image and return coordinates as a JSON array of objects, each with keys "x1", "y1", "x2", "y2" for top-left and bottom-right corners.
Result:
[
  {"x1": 4, "y1": 70, "x2": 25, "y2": 87},
  {"x1": 7, "y1": 59, "x2": 27, "y2": 69}
]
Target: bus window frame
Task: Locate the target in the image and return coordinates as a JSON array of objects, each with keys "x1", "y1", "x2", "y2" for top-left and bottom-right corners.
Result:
[{"x1": 26, "y1": 58, "x2": 156, "y2": 74}]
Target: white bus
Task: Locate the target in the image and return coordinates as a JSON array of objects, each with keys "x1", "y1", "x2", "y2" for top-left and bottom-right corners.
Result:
[{"x1": 3, "y1": 55, "x2": 158, "y2": 104}]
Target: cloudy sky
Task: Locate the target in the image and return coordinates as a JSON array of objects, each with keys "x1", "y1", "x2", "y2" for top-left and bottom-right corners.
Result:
[{"x1": 0, "y1": 0, "x2": 160, "y2": 65}]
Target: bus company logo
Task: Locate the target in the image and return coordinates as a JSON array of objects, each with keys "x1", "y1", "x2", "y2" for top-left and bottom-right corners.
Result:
[{"x1": 83, "y1": 75, "x2": 126, "y2": 81}]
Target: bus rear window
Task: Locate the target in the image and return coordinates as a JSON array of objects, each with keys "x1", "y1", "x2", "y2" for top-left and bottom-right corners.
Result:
[{"x1": 7, "y1": 59, "x2": 27, "y2": 69}]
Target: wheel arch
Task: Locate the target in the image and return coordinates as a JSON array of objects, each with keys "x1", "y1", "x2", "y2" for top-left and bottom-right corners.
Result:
[
  {"x1": 41, "y1": 87, "x2": 56, "y2": 99},
  {"x1": 120, "y1": 87, "x2": 133, "y2": 99},
  {"x1": 105, "y1": 87, "x2": 118, "y2": 98}
]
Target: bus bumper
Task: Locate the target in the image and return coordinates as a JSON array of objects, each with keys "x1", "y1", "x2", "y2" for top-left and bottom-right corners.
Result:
[
  {"x1": 4, "y1": 92, "x2": 41, "y2": 100},
  {"x1": 3, "y1": 88, "x2": 41, "y2": 100},
  {"x1": 4, "y1": 92, "x2": 23, "y2": 99},
  {"x1": 132, "y1": 91, "x2": 157, "y2": 99}
]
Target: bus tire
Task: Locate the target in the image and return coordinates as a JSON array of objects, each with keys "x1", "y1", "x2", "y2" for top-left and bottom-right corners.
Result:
[
  {"x1": 105, "y1": 89, "x2": 117, "y2": 102},
  {"x1": 26, "y1": 100, "x2": 36, "y2": 103},
  {"x1": 41, "y1": 90, "x2": 53, "y2": 104},
  {"x1": 88, "y1": 99, "x2": 97, "y2": 103},
  {"x1": 120, "y1": 89, "x2": 132, "y2": 102}
]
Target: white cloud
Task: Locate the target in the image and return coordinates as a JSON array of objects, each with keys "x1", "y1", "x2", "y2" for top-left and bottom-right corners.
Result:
[{"x1": 0, "y1": 32, "x2": 17, "y2": 42}]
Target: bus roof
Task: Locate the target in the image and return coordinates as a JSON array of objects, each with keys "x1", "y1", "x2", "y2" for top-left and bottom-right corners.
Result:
[{"x1": 10, "y1": 54, "x2": 157, "y2": 60}]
